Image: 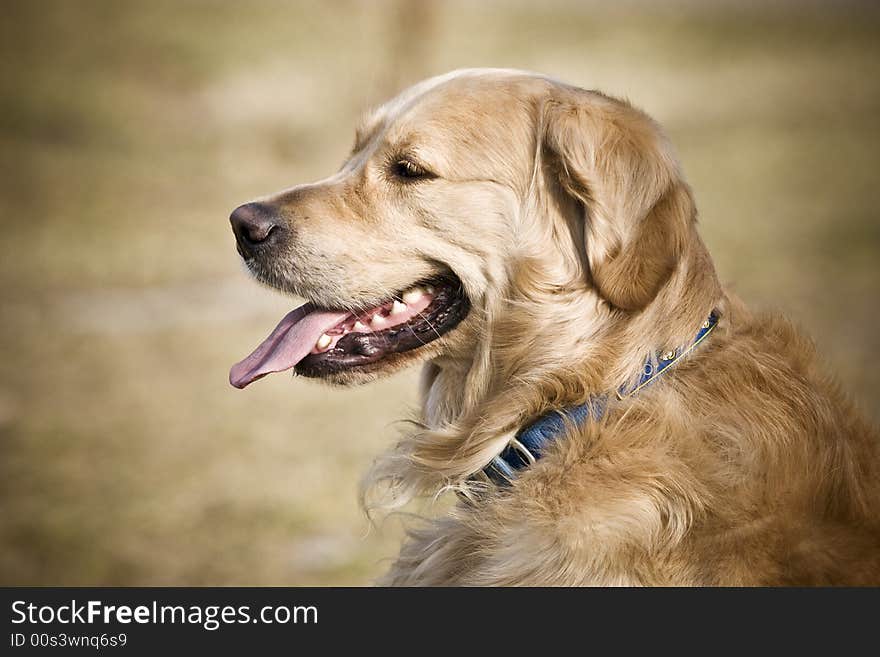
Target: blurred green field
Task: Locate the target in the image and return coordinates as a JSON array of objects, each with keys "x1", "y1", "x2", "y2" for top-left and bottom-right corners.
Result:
[{"x1": 1, "y1": 1, "x2": 878, "y2": 585}]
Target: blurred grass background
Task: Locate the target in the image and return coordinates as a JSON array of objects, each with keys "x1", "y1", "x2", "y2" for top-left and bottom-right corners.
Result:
[{"x1": 0, "y1": 0, "x2": 878, "y2": 585}]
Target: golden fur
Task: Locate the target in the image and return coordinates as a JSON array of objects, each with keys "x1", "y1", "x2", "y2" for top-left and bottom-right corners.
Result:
[{"x1": 247, "y1": 69, "x2": 880, "y2": 585}]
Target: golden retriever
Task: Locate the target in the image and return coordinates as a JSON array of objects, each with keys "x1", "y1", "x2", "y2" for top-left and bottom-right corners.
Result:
[{"x1": 229, "y1": 69, "x2": 880, "y2": 585}]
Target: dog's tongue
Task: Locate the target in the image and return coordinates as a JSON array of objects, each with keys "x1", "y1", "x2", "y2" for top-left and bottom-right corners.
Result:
[{"x1": 229, "y1": 303, "x2": 349, "y2": 389}]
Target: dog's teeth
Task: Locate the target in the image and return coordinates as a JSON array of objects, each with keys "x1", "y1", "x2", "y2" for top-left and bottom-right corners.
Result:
[
  {"x1": 353, "y1": 320, "x2": 369, "y2": 332},
  {"x1": 316, "y1": 334, "x2": 332, "y2": 350},
  {"x1": 402, "y1": 288, "x2": 424, "y2": 304},
  {"x1": 370, "y1": 314, "x2": 386, "y2": 328},
  {"x1": 390, "y1": 300, "x2": 408, "y2": 315}
]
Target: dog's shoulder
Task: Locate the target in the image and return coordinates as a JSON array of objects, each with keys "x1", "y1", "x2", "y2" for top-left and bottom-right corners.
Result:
[{"x1": 384, "y1": 304, "x2": 880, "y2": 586}]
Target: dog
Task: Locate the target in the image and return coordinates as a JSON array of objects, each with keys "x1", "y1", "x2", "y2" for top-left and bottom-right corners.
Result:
[{"x1": 229, "y1": 69, "x2": 880, "y2": 585}]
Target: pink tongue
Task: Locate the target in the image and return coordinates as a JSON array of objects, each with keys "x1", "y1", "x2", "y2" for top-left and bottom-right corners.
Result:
[{"x1": 229, "y1": 303, "x2": 349, "y2": 389}]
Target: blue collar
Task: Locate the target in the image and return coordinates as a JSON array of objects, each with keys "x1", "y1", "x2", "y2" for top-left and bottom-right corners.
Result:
[{"x1": 478, "y1": 311, "x2": 719, "y2": 487}]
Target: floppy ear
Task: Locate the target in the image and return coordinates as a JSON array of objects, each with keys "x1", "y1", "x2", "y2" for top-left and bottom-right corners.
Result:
[{"x1": 542, "y1": 89, "x2": 693, "y2": 311}]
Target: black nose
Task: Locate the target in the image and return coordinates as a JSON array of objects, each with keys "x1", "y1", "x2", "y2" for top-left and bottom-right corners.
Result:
[{"x1": 229, "y1": 202, "x2": 282, "y2": 257}]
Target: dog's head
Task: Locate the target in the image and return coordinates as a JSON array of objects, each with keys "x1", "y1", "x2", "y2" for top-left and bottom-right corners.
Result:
[{"x1": 229, "y1": 69, "x2": 715, "y2": 390}]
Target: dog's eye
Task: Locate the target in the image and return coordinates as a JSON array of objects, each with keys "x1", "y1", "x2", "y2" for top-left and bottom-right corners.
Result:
[{"x1": 392, "y1": 158, "x2": 435, "y2": 181}]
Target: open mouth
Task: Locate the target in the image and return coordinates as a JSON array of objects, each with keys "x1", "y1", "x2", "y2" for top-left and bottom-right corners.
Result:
[{"x1": 230, "y1": 275, "x2": 470, "y2": 388}]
